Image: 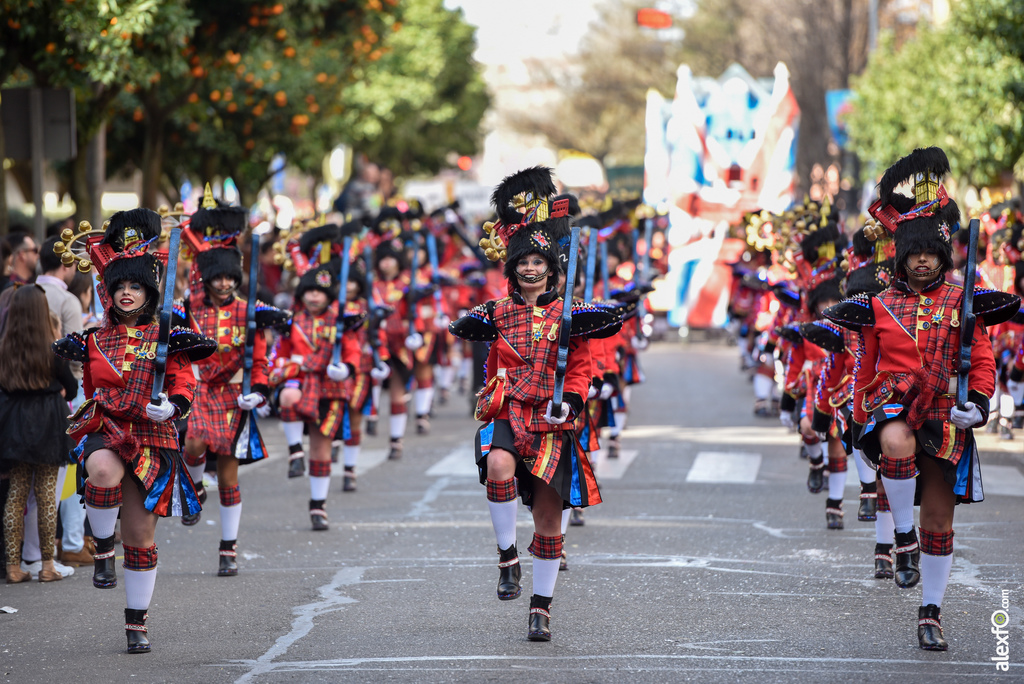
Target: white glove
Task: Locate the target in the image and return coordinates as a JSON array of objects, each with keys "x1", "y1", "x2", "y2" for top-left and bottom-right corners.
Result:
[
  {"x1": 370, "y1": 363, "x2": 391, "y2": 381},
  {"x1": 599, "y1": 382, "x2": 616, "y2": 401},
  {"x1": 587, "y1": 384, "x2": 598, "y2": 400},
  {"x1": 327, "y1": 363, "x2": 350, "y2": 382},
  {"x1": 632, "y1": 335, "x2": 650, "y2": 350},
  {"x1": 405, "y1": 332, "x2": 424, "y2": 350},
  {"x1": 236, "y1": 392, "x2": 264, "y2": 411},
  {"x1": 814, "y1": 430, "x2": 828, "y2": 443},
  {"x1": 435, "y1": 314, "x2": 450, "y2": 329},
  {"x1": 145, "y1": 392, "x2": 176, "y2": 423},
  {"x1": 949, "y1": 401, "x2": 983, "y2": 430},
  {"x1": 256, "y1": 402, "x2": 272, "y2": 418},
  {"x1": 1007, "y1": 380, "x2": 1024, "y2": 405},
  {"x1": 779, "y1": 412, "x2": 794, "y2": 430},
  {"x1": 543, "y1": 400, "x2": 570, "y2": 425}
]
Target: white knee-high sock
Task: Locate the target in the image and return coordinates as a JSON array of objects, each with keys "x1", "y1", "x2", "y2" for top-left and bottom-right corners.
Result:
[
  {"x1": 414, "y1": 388, "x2": 434, "y2": 415},
  {"x1": 390, "y1": 413, "x2": 407, "y2": 439},
  {"x1": 921, "y1": 553, "x2": 954, "y2": 607},
  {"x1": 282, "y1": 421, "x2": 304, "y2": 449},
  {"x1": 560, "y1": 508, "x2": 570, "y2": 535},
  {"x1": 828, "y1": 470, "x2": 846, "y2": 500},
  {"x1": 532, "y1": 558, "x2": 560, "y2": 598},
  {"x1": 371, "y1": 385, "x2": 382, "y2": 410},
  {"x1": 487, "y1": 500, "x2": 518, "y2": 550},
  {"x1": 753, "y1": 373, "x2": 774, "y2": 400},
  {"x1": 86, "y1": 505, "x2": 120, "y2": 539},
  {"x1": 310, "y1": 477, "x2": 330, "y2": 501},
  {"x1": 186, "y1": 455, "x2": 206, "y2": 487},
  {"x1": 124, "y1": 568, "x2": 158, "y2": 610},
  {"x1": 875, "y1": 511, "x2": 895, "y2": 544},
  {"x1": 853, "y1": 449, "x2": 874, "y2": 484},
  {"x1": 880, "y1": 476, "x2": 917, "y2": 534},
  {"x1": 805, "y1": 441, "x2": 823, "y2": 460},
  {"x1": 220, "y1": 503, "x2": 242, "y2": 541},
  {"x1": 343, "y1": 445, "x2": 359, "y2": 468}
]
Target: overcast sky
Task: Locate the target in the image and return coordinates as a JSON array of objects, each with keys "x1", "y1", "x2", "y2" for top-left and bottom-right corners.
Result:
[{"x1": 444, "y1": 0, "x2": 603, "y2": 65}]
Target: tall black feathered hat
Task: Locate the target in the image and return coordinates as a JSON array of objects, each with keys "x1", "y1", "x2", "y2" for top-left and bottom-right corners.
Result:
[
  {"x1": 185, "y1": 186, "x2": 247, "y2": 286},
  {"x1": 867, "y1": 147, "x2": 960, "y2": 279},
  {"x1": 374, "y1": 236, "x2": 408, "y2": 272},
  {"x1": 478, "y1": 167, "x2": 573, "y2": 289},
  {"x1": 97, "y1": 208, "x2": 164, "y2": 302},
  {"x1": 294, "y1": 257, "x2": 340, "y2": 304}
]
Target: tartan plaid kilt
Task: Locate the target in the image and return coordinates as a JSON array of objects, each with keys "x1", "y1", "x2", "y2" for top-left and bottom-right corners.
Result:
[
  {"x1": 349, "y1": 371, "x2": 374, "y2": 414},
  {"x1": 190, "y1": 382, "x2": 244, "y2": 456},
  {"x1": 858, "y1": 403, "x2": 984, "y2": 504},
  {"x1": 580, "y1": 399, "x2": 603, "y2": 451},
  {"x1": 386, "y1": 329, "x2": 438, "y2": 383},
  {"x1": 474, "y1": 419, "x2": 602, "y2": 510},
  {"x1": 72, "y1": 433, "x2": 202, "y2": 518}
]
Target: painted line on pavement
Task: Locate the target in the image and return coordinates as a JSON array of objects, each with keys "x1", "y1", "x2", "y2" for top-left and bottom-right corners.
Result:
[
  {"x1": 593, "y1": 448, "x2": 639, "y2": 480},
  {"x1": 425, "y1": 445, "x2": 477, "y2": 477},
  {"x1": 686, "y1": 451, "x2": 762, "y2": 483},
  {"x1": 980, "y1": 464, "x2": 1024, "y2": 497}
]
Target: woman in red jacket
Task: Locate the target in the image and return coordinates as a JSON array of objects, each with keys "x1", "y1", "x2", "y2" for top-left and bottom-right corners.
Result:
[{"x1": 449, "y1": 168, "x2": 620, "y2": 642}]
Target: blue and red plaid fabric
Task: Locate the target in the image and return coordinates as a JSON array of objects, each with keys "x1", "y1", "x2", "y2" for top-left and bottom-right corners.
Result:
[
  {"x1": 309, "y1": 460, "x2": 331, "y2": 477},
  {"x1": 879, "y1": 454, "x2": 919, "y2": 480},
  {"x1": 219, "y1": 484, "x2": 241, "y2": 507},
  {"x1": 486, "y1": 477, "x2": 517, "y2": 503},
  {"x1": 84, "y1": 482, "x2": 122, "y2": 509},
  {"x1": 123, "y1": 543, "x2": 158, "y2": 571},
  {"x1": 920, "y1": 527, "x2": 954, "y2": 556},
  {"x1": 528, "y1": 533, "x2": 562, "y2": 560}
]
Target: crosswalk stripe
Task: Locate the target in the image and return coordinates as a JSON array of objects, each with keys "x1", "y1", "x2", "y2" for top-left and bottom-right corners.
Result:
[
  {"x1": 980, "y1": 464, "x2": 1024, "y2": 497},
  {"x1": 425, "y1": 446, "x2": 478, "y2": 477},
  {"x1": 686, "y1": 452, "x2": 762, "y2": 484},
  {"x1": 330, "y1": 449, "x2": 388, "y2": 477},
  {"x1": 594, "y1": 449, "x2": 639, "y2": 480}
]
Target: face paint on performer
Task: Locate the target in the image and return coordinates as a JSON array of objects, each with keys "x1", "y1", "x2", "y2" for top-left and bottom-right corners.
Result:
[
  {"x1": 207, "y1": 275, "x2": 238, "y2": 304},
  {"x1": 302, "y1": 288, "x2": 329, "y2": 314},
  {"x1": 906, "y1": 250, "x2": 943, "y2": 285},
  {"x1": 112, "y1": 280, "x2": 148, "y2": 316},
  {"x1": 515, "y1": 254, "x2": 550, "y2": 285}
]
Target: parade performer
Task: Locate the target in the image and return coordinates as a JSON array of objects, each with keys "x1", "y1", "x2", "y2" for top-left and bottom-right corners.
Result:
[
  {"x1": 824, "y1": 148, "x2": 1019, "y2": 650},
  {"x1": 273, "y1": 243, "x2": 363, "y2": 530},
  {"x1": 178, "y1": 192, "x2": 290, "y2": 577},
  {"x1": 52, "y1": 209, "x2": 215, "y2": 652},
  {"x1": 449, "y1": 167, "x2": 620, "y2": 641}
]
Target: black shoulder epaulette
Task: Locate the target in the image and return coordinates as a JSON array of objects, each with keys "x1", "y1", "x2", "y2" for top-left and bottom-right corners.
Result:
[
  {"x1": 172, "y1": 299, "x2": 189, "y2": 328},
  {"x1": 774, "y1": 323, "x2": 803, "y2": 344},
  {"x1": 52, "y1": 328, "x2": 96, "y2": 362},
  {"x1": 340, "y1": 311, "x2": 367, "y2": 332},
  {"x1": 773, "y1": 284, "x2": 801, "y2": 309},
  {"x1": 799, "y1": 320, "x2": 845, "y2": 353},
  {"x1": 973, "y1": 289, "x2": 1021, "y2": 326},
  {"x1": 823, "y1": 293, "x2": 875, "y2": 331},
  {"x1": 570, "y1": 301, "x2": 622, "y2": 339},
  {"x1": 449, "y1": 303, "x2": 497, "y2": 342},
  {"x1": 168, "y1": 327, "x2": 217, "y2": 362},
  {"x1": 254, "y1": 301, "x2": 292, "y2": 332}
]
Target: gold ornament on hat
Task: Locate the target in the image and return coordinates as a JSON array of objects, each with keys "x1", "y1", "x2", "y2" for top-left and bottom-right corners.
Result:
[{"x1": 53, "y1": 221, "x2": 106, "y2": 273}]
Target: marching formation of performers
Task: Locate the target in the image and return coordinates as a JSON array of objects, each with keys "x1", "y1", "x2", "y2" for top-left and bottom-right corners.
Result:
[
  {"x1": 19, "y1": 168, "x2": 656, "y2": 650},
  {"x1": 729, "y1": 147, "x2": 1022, "y2": 651}
]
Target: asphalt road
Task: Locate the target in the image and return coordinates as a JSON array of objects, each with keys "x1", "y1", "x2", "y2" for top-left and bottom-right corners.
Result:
[{"x1": 2, "y1": 341, "x2": 1022, "y2": 683}]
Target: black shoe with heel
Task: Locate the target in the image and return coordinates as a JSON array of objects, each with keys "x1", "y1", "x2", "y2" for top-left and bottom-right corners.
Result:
[
  {"x1": 92, "y1": 535, "x2": 117, "y2": 589},
  {"x1": 218, "y1": 539, "x2": 238, "y2": 576},
  {"x1": 125, "y1": 609, "x2": 151, "y2": 653},
  {"x1": 918, "y1": 604, "x2": 948, "y2": 651},
  {"x1": 497, "y1": 544, "x2": 521, "y2": 600},
  {"x1": 874, "y1": 543, "x2": 893, "y2": 579},
  {"x1": 893, "y1": 529, "x2": 921, "y2": 588},
  {"x1": 528, "y1": 595, "x2": 552, "y2": 641}
]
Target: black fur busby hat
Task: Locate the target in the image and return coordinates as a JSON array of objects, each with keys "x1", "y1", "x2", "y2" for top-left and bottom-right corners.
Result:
[
  {"x1": 294, "y1": 258, "x2": 340, "y2": 304},
  {"x1": 298, "y1": 223, "x2": 341, "y2": 260},
  {"x1": 372, "y1": 206, "x2": 404, "y2": 238},
  {"x1": 869, "y1": 147, "x2": 960, "y2": 279},
  {"x1": 195, "y1": 246, "x2": 243, "y2": 286},
  {"x1": 807, "y1": 275, "x2": 844, "y2": 314},
  {"x1": 374, "y1": 237, "x2": 408, "y2": 272},
  {"x1": 478, "y1": 167, "x2": 573, "y2": 290},
  {"x1": 99, "y1": 208, "x2": 163, "y2": 302},
  {"x1": 844, "y1": 260, "x2": 894, "y2": 298},
  {"x1": 189, "y1": 199, "x2": 247, "y2": 243}
]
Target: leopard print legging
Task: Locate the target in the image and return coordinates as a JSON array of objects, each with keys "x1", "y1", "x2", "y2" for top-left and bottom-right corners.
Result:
[{"x1": 3, "y1": 463, "x2": 60, "y2": 565}]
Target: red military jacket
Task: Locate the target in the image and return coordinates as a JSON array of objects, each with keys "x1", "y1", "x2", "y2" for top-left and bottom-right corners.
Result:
[
  {"x1": 274, "y1": 301, "x2": 361, "y2": 403},
  {"x1": 187, "y1": 290, "x2": 271, "y2": 395},
  {"x1": 56, "y1": 322, "x2": 213, "y2": 452}
]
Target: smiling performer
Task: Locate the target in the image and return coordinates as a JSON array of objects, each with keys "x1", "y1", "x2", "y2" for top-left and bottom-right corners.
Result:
[
  {"x1": 178, "y1": 188, "x2": 290, "y2": 577},
  {"x1": 823, "y1": 147, "x2": 1020, "y2": 651},
  {"x1": 53, "y1": 209, "x2": 216, "y2": 653},
  {"x1": 449, "y1": 167, "x2": 620, "y2": 642}
]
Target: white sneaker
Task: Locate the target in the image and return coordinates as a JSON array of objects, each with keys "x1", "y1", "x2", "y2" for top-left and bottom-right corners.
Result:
[{"x1": 21, "y1": 560, "x2": 75, "y2": 578}]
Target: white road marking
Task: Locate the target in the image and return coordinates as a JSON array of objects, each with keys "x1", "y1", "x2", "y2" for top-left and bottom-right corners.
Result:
[
  {"x1": 625, "y1": 425, "x2": 801, "y2": 446},
  {"x1": 980, "y1": 464, "x2": 1024, "y2": 497},
  {"x1": 686, "y1": 451, "x2": 762, "y2": 483},
  {"x1": 329, "y1": 448, "x2": 388, "y2": 477},
  {"x1": 425, "y1": 446, "x2": 478, "y2": 477},
  {"x1": 593, "y1": 449, "x2": 639, "y2": 480}
]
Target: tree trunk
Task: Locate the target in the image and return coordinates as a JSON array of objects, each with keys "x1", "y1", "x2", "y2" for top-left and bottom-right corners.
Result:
[
  {"x1": 141, "y1": 102, "x2": 166, "y2": 210},
  {"x1": 0, "y1": 96, "x2": 7, "y2": 236},
  {"x1": 68, "y1": 145, "x2": 93, "y2": 227}
]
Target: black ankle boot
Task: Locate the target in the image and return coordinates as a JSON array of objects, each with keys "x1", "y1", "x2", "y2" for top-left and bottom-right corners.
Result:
[
  {"x1": 125, "y1": 608, "x2": 151, "y2": 653},
  {"x1": 874, "y1": 543, "x2": 894, "y2": 579},
  {"x1": 182, "y1": 483, "x2": 205, "y2": 526},
  {"x1": 93, "y1": 535, "x2": 118, "y2": 589},
  {"x1": 858, "y1": 481, "x2": 878, "y2": 521},
  {"x1": 918, "y1": 604, "x2": 948, "y2": 651},
  {"x1": 342, "y1": 466, "x2": 357, "y2": 492},
  {"x1": 825, "y1": 498, "x2": 844, "y2": 529},
  {"x1": 388, "y1": 438, "x2": 402, "y2": 460},
  {"x1": 309, "y1": 499, "x2": 329, "y2": 531},
  {"x1": 807, "y1": 457, "x2": 825, "y2": 493},
  {"x1": 218, "y1": 540, "x2": 238, "y2": 576},
  {"x1": 528, "y1": 594, "x2": 552, "y2": 641},
  {"x1": 497, "y1": 545, "x2": 522, "y2": 601},
  {"x1": 366, "y1": 418, "x2": 378, "y2": 436},
  {"x1": 893, "y1": 529, "x2": 921, "y2": 588},
  {"x1": 416, "y1": 414, "x2": 430, "y2": 435}
]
